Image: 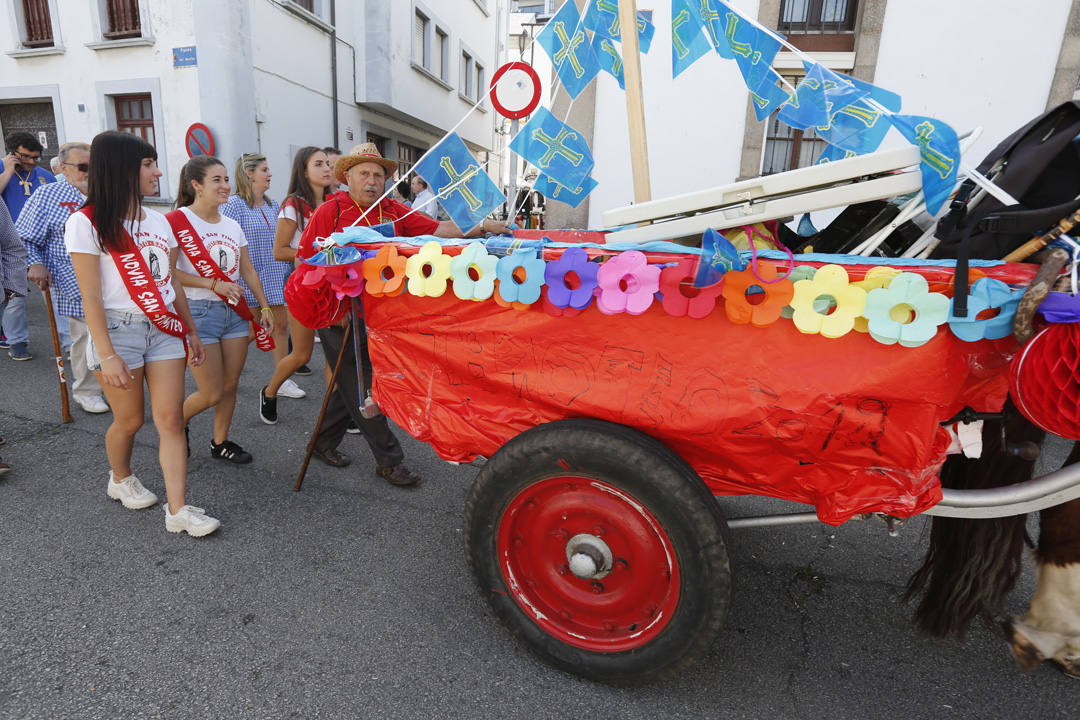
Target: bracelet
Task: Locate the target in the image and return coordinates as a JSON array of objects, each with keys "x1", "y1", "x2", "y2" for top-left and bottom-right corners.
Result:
[
  {"x1": 102, "y1": 354, "x2": 118, "y2": 362},
  {"x1": 210, "y1": 278, "x2": 218, "y2": 293},
  {"x1": 259, "y1": 307, "x2": 273, "y2": 316}
]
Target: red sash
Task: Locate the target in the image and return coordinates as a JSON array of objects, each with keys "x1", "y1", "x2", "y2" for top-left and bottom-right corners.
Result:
[
  {"x1": 166, "y1": 209, "x2": 274, "y2": 352},
  {"x1": 79, "y1": 207, "x2": 187, "y2": 340}
]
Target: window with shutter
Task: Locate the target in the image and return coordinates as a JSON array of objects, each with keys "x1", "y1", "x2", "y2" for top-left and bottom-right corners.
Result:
[
  {"x1": 105, "y1": 0, "x2": 143, "y2": 39},
  {"x1": 414, "y1": 11, "x2": 429, "y2": 68},
  {"x1": 20, "y1": 0, "x2": 54, "y2": 47}
]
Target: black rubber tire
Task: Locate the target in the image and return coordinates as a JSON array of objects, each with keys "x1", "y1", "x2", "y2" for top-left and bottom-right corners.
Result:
[{"x1": 463, "y1": 418, "x2": 732, "y2": 685}]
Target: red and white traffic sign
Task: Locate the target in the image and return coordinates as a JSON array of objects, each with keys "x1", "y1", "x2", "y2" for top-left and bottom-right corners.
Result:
[
  {"x1": 184, "y1": 123, "x2": 215, "y2": 158},
  {"x1": 490, "y1": 62, "x2": 542, "y2": 120}
]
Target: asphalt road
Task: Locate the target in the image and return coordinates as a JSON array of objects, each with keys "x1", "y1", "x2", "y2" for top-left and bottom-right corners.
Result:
[{"x1": 0, "y1": 287, "x2": 1074, "y2": 719}]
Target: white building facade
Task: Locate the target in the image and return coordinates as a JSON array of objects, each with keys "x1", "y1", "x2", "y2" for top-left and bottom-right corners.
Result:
[
  {"x1": 2, "y1": 0, "x2": 509, "y2": 207},
  {"x1": 507, "y1": 0, "x2": 1080, "y2": 229}
]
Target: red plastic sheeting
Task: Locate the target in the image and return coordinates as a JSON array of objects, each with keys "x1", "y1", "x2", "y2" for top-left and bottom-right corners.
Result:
[{"x1": 362, "y1": 250, "x2": 1037, "y2": 525}]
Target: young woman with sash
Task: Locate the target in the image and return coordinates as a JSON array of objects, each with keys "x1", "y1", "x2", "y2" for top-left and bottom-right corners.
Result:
[
  {"x1": 259, "y1": 146, "x2": 333, "y2": 424},
  {"x1": 64, "y1": 131, "x2": 219, "y2": 537},
  {"x1": 221, "y1": 153, "x2": 297, "y2": 396},
  {"x1": 170, "y1": 156, "x2": 275, "y2": 464}
]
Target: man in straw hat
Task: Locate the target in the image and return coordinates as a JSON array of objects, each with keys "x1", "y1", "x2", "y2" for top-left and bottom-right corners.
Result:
[{"x1": 289, "y1": 142, "x2": 511, "y2": 487}]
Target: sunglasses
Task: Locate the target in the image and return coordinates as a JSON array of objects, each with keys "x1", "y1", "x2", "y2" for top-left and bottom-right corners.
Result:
[{"x1": 63, "y1": 161, "x2": 90, "y2": 172}]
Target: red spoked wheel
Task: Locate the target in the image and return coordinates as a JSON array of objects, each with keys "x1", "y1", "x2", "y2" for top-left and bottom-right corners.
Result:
[
  {"x1": 496, "y1": 475, "x2": 680, "y2": 652},
  {"x1": 465, "y1": 419, "x2": 731, "y2": 685}
]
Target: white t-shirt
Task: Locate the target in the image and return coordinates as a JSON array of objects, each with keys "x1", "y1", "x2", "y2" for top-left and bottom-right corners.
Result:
[
  {"x1": 64, "y1": 208, "x2": 178, "y2": 312},
  {"x1": 277, "y1": 198, "x2": 313, "y2": 249},
  {"x1": 412, "y1": 188, "x2": 438, "y2": 217},
  {"x1": 173, "y1": 207, "x2": 248, "y2": 301}
]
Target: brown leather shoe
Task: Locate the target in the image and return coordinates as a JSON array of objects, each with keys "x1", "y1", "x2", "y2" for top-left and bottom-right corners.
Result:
[
  {"x1": 376, "y1": 464, "x2": 421, "y2": 487},
  {"x1": 313, "y1": 446, "x2": 351, "y2": 467}
]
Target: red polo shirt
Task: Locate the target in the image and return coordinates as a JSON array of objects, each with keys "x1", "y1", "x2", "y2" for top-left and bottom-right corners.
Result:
[{"x1": 296, "y1": 193, "x2": 439, "y2": 260}]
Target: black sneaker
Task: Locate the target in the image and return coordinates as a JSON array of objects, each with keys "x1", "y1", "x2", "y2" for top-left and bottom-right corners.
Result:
[
  {"x1": 259, "y1": 385, "x2": 277, "y2": 424},
  {"x1": 295, "y1": 364, "x2": 313, "y2": 376},
  {"x1": 210, "y1": 439, "x2": 253, "y2": 464},
  {"x1": 346, "y1": 421, "x2": 361, "y2": 434}
]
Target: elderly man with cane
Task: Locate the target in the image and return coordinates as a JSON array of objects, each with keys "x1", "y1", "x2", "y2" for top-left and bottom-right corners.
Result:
[
  {"x1": 288, "y1": 143, "x2": 510, "y2": 487},
  {"x1": 16, "y1": 142, "x2": 109, "y2": 414}
]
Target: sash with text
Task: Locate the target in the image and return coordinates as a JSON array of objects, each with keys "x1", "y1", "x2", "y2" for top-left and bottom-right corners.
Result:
[{"x1": 166, "y1": 210, "x2": 274, "y2": 351}]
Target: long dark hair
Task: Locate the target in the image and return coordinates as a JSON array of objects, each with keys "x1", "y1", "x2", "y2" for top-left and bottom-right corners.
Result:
[
  {"x1": 283, "y1": 146, "x2": 327, "y2": 231},
  {"x1": 175, "y1": 155, "x2": 226, "y2": 209},
  {"x1": 85, "y1": 131, "x2": 157, "y2": 253}
]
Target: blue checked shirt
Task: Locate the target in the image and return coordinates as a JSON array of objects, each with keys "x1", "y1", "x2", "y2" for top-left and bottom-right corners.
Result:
[{"x1": 15, "y1": 177, "x2": 86, "y2": 317}]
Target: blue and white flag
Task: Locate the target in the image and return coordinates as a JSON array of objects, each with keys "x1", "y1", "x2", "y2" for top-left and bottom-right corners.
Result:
[
  {"x1": 593, "y1": 34, "x2": 625, "y2": 89},
  {"x1": 817, "y1": 73, "x2": 901, "y2": 155},
  {"x1": 716, "y1": 1, "x2": 782, "y2": 92},
  {"x1": 510, "y1": 106, "x2": 595, "y2": 190},
  {"x1": 749, "y1": 70, "x2": 792, "y2": 122},
  {"x1": 694, "y1": 0, "x2": 734, "y2": 59},
  {"x1": 536, "y1": 0, "x2": 600, "y2": 100},
  {"x1": 777, "y1": 63, "x2": 832, "y2": 130},
  {"x1": 413, "y1": 133, "x2": 505, "y2": 234},
  {"x1": 672, "y1": 0, "x2": 712, "y2": 77},
  {"x1": 890, "y1": 115, "x2": 961, "y2": 215},
  {"x1": 534, "y1": 172, "x2": 598, "y2": 209},
  {"x1": 815, "y1": 144, "x2": 857, "y2": 165},
  {"x1": 583, "y1": 0, "x2": 656, "y2": 53}
]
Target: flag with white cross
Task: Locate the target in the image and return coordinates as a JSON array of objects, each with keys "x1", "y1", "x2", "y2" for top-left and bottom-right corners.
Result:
[{"x1": 413, "y1": 133, "x2": 505, "y2": 234}]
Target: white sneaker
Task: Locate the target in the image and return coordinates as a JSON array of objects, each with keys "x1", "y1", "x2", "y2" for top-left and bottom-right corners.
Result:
[
  {"x1": 76, "y1": 395, "x2": 110, "y2": 414},
  {"x1": 164, "y1": 504, "x2": 221, "y2": 537},
  {"x1": 278, "y1": 378, "x2": 307, "y2": 399},
  {"x1": 106, "y1": 471, "x2": 158, "y2": 509}
]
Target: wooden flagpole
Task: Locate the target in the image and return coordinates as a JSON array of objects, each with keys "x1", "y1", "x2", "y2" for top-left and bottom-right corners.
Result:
[{"x1": 617, "y1": 0, "x2": 651, "y2": 205}]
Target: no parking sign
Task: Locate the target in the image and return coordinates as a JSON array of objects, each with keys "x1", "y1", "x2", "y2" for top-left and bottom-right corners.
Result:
[{"x1": 184, "y1": 123, "x2": 215, "y2": 158}]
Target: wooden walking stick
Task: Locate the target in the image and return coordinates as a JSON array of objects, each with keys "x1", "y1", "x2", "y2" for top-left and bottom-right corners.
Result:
[
  {"x1": 1003, "y1": 207, "x2": 1080, "y2": 263},
  {"x1": 41, "y1": 285, "x2": 73, "y2": 424},
  {"x1": 295, "y1": 314, "x2": 353, "y2": 491}
]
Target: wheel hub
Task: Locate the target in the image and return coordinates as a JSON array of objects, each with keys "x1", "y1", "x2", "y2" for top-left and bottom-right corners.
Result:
[{"x1": 565, "y1": 533, "x2": 612, "y2": 579}]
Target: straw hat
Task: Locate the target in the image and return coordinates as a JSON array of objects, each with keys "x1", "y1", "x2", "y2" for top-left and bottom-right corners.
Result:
[{"x1": 334, "y1": 142, "x2": 398, "y2": 184}]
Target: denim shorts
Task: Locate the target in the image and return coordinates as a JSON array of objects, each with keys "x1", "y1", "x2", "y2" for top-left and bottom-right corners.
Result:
[
  {"x1": 87, "y1": 310, "x2": 187, "y2": 371},
  {"x1": 188, "y1": 298, "x2": 250, "y2": 345}
]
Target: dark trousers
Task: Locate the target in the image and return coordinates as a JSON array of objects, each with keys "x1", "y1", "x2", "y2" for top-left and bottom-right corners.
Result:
[{"x1": 316, "y1": 324, "x2": 404, "y2": 468}]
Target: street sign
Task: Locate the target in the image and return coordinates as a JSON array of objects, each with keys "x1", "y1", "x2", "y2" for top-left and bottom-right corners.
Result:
[
  {"x1": 184, "y1": 123, "x2": 215, "y2": 158},
  {"x1": 490, "y1": 62, "x2": 541, "y2": 120},
  {"x1": 173, "y1": 46, "x2": 198, "y2": 68}
]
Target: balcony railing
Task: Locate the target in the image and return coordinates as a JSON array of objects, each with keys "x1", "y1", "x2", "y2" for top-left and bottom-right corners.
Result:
[
  {"x1": 105, "y1": 0, "x2": 142, "y2": 39},
  {"x1": 21, "y1": 0, "x2": 54, "y2": 48}
]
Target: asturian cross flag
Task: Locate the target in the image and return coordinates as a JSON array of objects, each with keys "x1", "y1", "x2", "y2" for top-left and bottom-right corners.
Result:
[
  {"x1": 534, "y1": 172, "x2": 599, "y2": 209},
  {"x1": 694, "y1": 0, "x2": 734, "y2": 59},
  {"x1": 583, "y1": 0, "x2": 656, "y2": 53},
  {"x1": 510, "y1": 106, "x2": 595, "y2": 192},
  {"x1": 593, "y1": 34, "x2": 625, "y2": 89},
  {"x1": 672, "y1": 0, "x2": 712, "y2": 77},
  {"x1": 538, "y1": 0, "x2": 600, "y2": 100},
  {"x1": 890, "y1": 114, "x2": 961, "y2": 215},
  {"x1": 816, "y1": 73, "x2": 902, "y2": 156},
  {"x1": 413, "y1": 133, "x2": 505, "y2": 234},
  {"x1": 777, "y1": 63, "x2": 833, "y2": 130},
  {"x1": 749, "y1": 69, "x2": 792, "y2": 122},
  {"x1": 716, "y1": 1, "x2": 782, "y2": 93}
]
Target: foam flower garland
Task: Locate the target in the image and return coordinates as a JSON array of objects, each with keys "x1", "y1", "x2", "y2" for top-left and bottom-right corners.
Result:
[
  {"x1": 722, "y1": 263, "x2": 795, "y2": 327},
  {"x1": 449, "y1": 241, "x2": 499, "y2": 301},
  {"x1": 852, "y1": 266, "x2": 901, "y2": 333},
  {"x1": 659, "y1": 258, "x2": 724, "y2": 319},
  {"x1": 948, "y1": 277, "x2": 1022, "y2": 342},
  {"x1": 496, "y1": 249, "x2": 547, "y2": 305},
  {"x1": 596, "y1": 251, "x2": 660, "y2": 315},
  {"x1": 363, "y1": 245, "x2": 408, "y2": 297},
  {"x1": 790, "y1": 264, "x2": 866, "y2": 338},
  {"x1": 405, "y1": 240, "x2": 452, "y2": 298},
  {"x1": 864, "y1": 272, "x2": 949, "y2": 347},
  {"x1": 544, "y1": 247, "x2": 599, "y2": 310}
]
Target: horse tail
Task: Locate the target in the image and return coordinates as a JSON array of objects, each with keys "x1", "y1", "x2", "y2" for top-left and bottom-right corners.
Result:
[{"x1": 904, "y1": 399, "x2": 1044, "y2": 639}]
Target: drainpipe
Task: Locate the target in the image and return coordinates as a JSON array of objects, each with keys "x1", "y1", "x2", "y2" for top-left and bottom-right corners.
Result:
[{"x1": 330, "y1": 0, "x2": 339, "y2": 146}]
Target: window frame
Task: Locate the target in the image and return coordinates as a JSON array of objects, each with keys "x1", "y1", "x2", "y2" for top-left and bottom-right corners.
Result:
[
  {"x1": 86, "y1": 0, "x2": 154, "y2": 50},
  {"x1": 6, "y1": 0, "x2": 64, "y2": 55},
  {"x1": 96, "y1": 77, "x2": 169, "y2": 202},
  {"x1": 777, "y1": 0, "x2": 859, "y2": 52},
  {"x1": 457, "y1": 38, "x2": 486, "y2": 109},
  {"x1": 410, "y1": 1, "x2": 453, "y2": 89}
]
